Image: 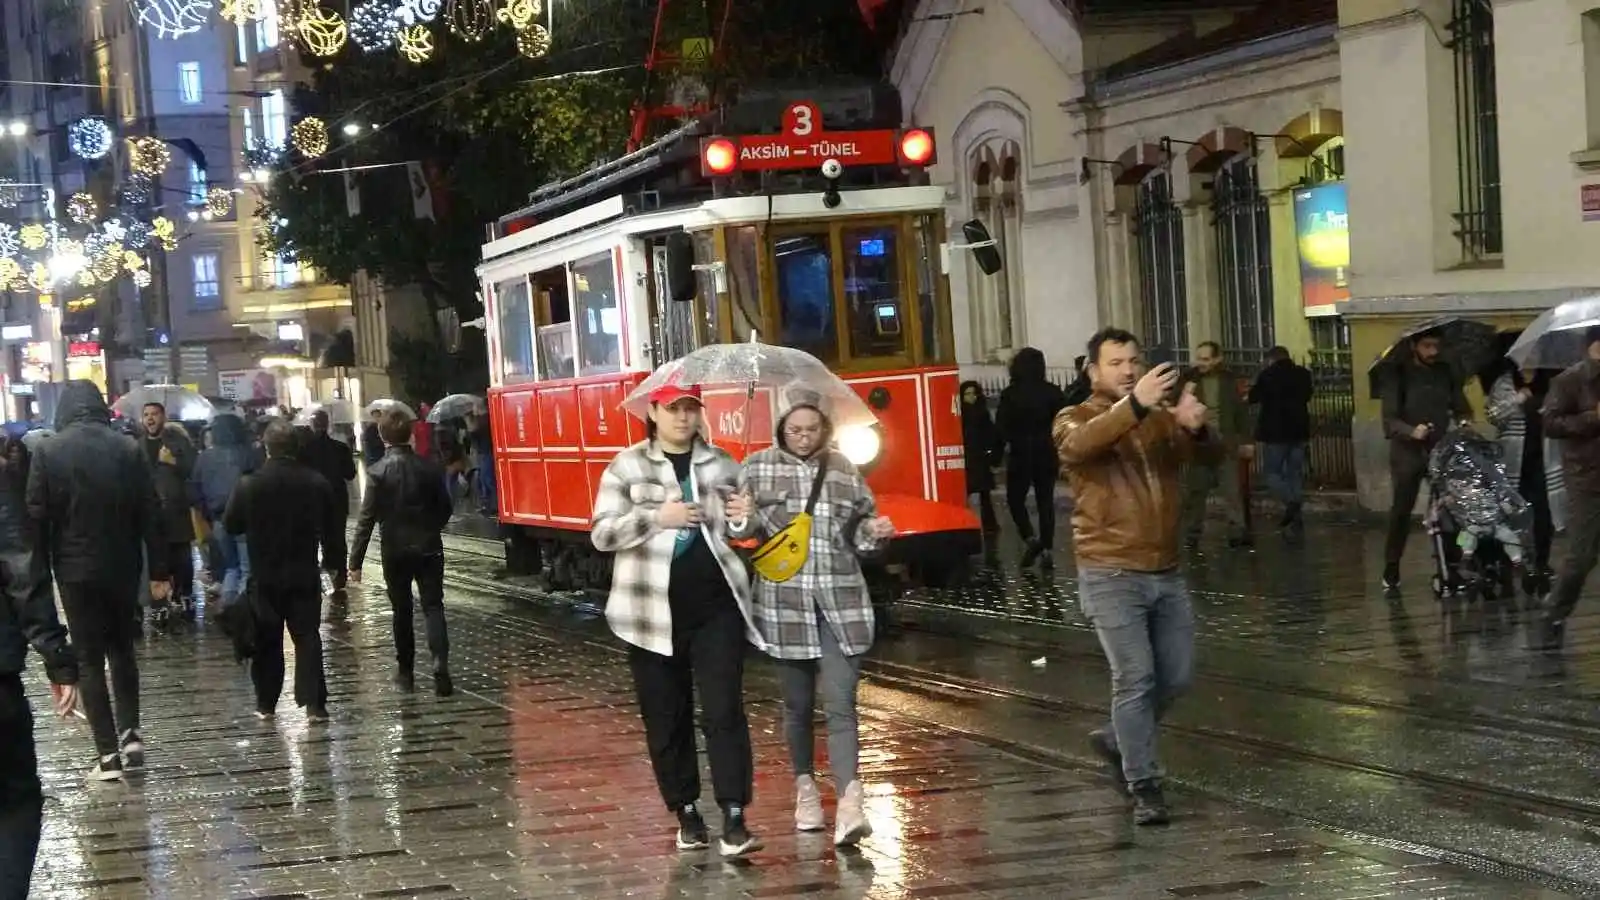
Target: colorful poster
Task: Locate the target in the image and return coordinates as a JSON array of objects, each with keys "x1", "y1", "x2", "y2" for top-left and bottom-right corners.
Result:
[
  {"x1": 1293, "y1": 182, "x2": 1350, "y2": 313},
  {"x1": 218, "y1": 369, "x2": 278, "y2": 402}
]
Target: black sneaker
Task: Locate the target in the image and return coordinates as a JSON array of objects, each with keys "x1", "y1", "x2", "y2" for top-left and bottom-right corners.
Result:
[
  {"x1": 305, "y1": 705, "x2": 330, "y2": 724},
  {"x1": 1130, "y1": 780, "x2": 1169, "y2": 826},
  {"x1": 1087, "y1": 730, "x2": 1128, "y2": 796},
  {"x1": 434, "y1": 671, "x2": 454, "y2": 697},
  {"x1": 1381, "y1": 566, "x2": 1401, "y2": 593},
  {"x1": 394, "y1": 671, "x2": 416, "y2": 694},
  {"x1": 89, "y1": 753, "x2": 124, "y2": 783},
  {"x1": 1039, "y1": 550, "x2": 1055, "y2": 571},
  {"x1": 675, "y1": 803, "x2": 710, "y2": 851},
  {"x1": 120, "y1": 729, "x2": 145, "y2": 770},
  {"x1": 1019, "y1": 540, "x2": 1044, "y2": 569},
  {"x1": 1227, "y1": 534, "x2": 1255, "y2": 549},
  {"x1": 719, "y1": 805, "x2": 760, "y2": 858}
]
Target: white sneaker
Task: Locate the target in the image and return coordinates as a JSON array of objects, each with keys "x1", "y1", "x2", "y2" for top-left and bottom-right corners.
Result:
[
  {"x1": 794, "y1": 775, "x2": 825, "y2": 832},
  {"x1": 88, "y1": 753, "x2": 124, "y2": 783},
  {"x1": 119, "y1": 729, "x2": 144, "y2": 770},
  {"x1": 834, "y1": 780, "x2": 871, "y2": 847}
]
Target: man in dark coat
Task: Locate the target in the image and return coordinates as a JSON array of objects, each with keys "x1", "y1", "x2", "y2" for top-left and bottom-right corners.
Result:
[
  {"x1": 225, "y1": 421, "x2": 338, "y2": 722},
  {"x1": 996, "y1": 347, "x2": 1069, "y2": 570},
  {"x1": 350, "y1": 412, "x2": 455, "y2": 697},
  {"x1": 0, "y1": 467, "x2": 77, "y2": 893},
  {"x1": 360, "y1": 410, "x2": 385, "y2": 469},
  {"x1": 140, "y1": 402, "x2": 198, "y2": 616},
  {"x1": 27, "y1": 381, "x2": 168, "y2": 781},
  {"x1": 1379, "y1": 331, "x2": 1469, "y2": 592},
  {"x1": 299, "y1": 410, "x2": 357, "y2": 594},
  {"x1": 1249, "y1": 346, "x2": 1315, "y2": 539}
]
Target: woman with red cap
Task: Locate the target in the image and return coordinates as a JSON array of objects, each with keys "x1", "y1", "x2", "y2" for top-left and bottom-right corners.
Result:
[{"x1": 590, "y1": 382, "x2": 764, "y2": 858}]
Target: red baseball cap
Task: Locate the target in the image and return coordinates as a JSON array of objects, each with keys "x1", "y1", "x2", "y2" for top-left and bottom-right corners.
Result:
[{"x1": 648, "y1": 383, "x2": 703, "y2": 406}]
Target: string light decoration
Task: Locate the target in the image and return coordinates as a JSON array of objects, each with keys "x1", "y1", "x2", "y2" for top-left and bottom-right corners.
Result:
[
  {"x1": 291, "y1": 117, "x2": 330, "y2": 157},
  {"x1": 102, "y1": 220, "x2": 128, "y2": 245},
  {"x1": 124, "y1": 251, "x2": 146, "y2": 272},
  {"x1": 134, "y1": 269, "x2": 154, "y2": 289},
  {"x1": 297, "y1": 7, "x2": 350, "y2": 56},
  {"x1": 68, "y1": 296, "x2": 98, "y2": 311},
  {"x1": 397, "y1": 24, "x2": 435, "y2": 62},
  {"x1": 68, "y1": 117, "x2": 114, "y2": 160},
  {"x1": 276, "y1": 0, "x2": 316, "y2": 47},
  {"x1": 67, "y1": 193, "x2": 98, "y2": 225},
  {"x1": 132, "y1": 0, "x2": 214, "y2": 39},
  {"x1": 76, "y1": 269, "x2": 99, "y2": 289},
  {"x1": 19, "y1": 225, "x2": 48, "y2": 251},
  {"x1": 349, "y1": 1, "x2": 398, "y2": 51},
  {"x1": 0, "y1": 260, "x2": 19, "y2": 288},
  {"x1": 151, "y1": 217, "x2": 178, "y2": 251},
  {"x1": 27, "y1": 264, "x2": 50, "y2": 293},
  {"x1": 496, "y1": 0, "x2": 539, "y2": 30},
  {"x1": 128, "y1": 137, "x2": 172, "y2": 177},
  {"x1": 206, "y1": 187, "x2": 235, "y2": 217},
  {"x1": 219, "y1": 0, "x2": 265, "y2": 24},
  {"x1": 389, "y1": 0, "x2": 441, "y2": 25},
  {"x1": 515, "y1": 24, "x2": 550, "y2": 58},
  {"x1": 0, "y1": 178, "x2": 18, "y2": 209},
  {"x1": 126, "y1": 223, "x2": 153, "y2": 250},
  {"x1": 119, "y1": 175, "x2": 154, "y2": 207},
  {"x1": 0, "y1": 225, "x2": 16, "y2": 259},
  {"x1": 447, "y1": 0, "x2": 492, "y2": 40}
]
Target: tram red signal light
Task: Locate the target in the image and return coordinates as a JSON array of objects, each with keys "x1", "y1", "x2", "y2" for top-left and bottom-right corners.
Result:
[
  {"x1": 898, "y1": 129, "x2": 936, "y2": 167},
  {"x1": 702, "y1": 138, "x2": 738, "y2": 176}
]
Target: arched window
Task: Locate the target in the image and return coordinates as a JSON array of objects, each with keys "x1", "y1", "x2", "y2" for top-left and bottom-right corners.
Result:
[
  {"x1": 967, "y1": 140, "x2": 1022, "y2": 358},
  {"x1": 1211, "y1": 154, "x2": 1273, "y2": 359},
  {"x1": 1133, "y1": 170, "x2": 1187, "y2": 356}
]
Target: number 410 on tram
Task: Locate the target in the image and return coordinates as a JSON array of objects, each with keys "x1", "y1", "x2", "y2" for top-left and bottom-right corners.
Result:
[{"x1": 478, "y1": 97, "x2": 1001, "y2": 600}]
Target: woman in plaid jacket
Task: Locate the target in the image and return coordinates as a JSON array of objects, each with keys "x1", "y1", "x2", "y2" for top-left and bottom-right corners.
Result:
[
  {"x1": 590, "y1": 383, "x2": 763, "y2": 859},
  {"x1": 728, "y1": 396, "x2": 895, "y2": 848}
]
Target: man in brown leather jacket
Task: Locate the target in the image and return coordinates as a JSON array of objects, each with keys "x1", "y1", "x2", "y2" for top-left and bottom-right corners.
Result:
[
  {"x1": 1540, "y1": 325, "x2": 1600, "y2": 643},
  {"x1": 1053, "y1": 327, "x2": 1217, "y2": 827}
]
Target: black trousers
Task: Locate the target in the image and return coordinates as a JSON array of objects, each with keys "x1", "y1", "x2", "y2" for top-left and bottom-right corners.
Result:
[
  {"x1": 0, "y1": 674, "x2": 42, "y2": 900},
  {"x1": 1521, "y1": 459, "x2": 1555, "y2": 570},
  {"x1": 324, "y1": 497, "x2": 350, "y2": 586},
  {"x1": 1551, "y1": 491, "x2": 1600, "y2": 620},
  {"x1": 252, "y1": 583, "x2": 327, "y2": 711},
  {"x1": 58, "y1": 582, "x2": 140, "y2": 757},
  {"x1": 165, "y1": 541, "x2": 195, "y2": 607},
  {"x1": 382, "y1": 552, "x2": 449, "y2": 673},
  {"x1": 627, "y1": 601, "x2": 753, "y2": 811},
  {"x1": 1006, "y1": 461, "x2": 1058, "y2": 546},
  {"x1": 1384, "y1": 443, "x2": 1430, "y2": 569}
]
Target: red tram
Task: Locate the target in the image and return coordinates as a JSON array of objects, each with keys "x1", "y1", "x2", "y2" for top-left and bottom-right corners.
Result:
[{"x1": 480, "y1": 92, "x2": 984, "y2": 596}]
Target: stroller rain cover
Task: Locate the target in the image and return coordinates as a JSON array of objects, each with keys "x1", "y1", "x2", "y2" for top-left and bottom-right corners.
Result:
[{"x1": 1427, "y1": 425, "x2": 1533, "y2": 541}]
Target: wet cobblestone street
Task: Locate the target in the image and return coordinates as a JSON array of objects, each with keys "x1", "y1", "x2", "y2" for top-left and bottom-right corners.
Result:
[{"x1": 17, "y1": 538, "x2": 1582, "y2": 899}]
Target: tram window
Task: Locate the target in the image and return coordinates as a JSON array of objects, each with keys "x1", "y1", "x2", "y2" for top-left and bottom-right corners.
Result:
[
  {"x1": 725, "y1": 226, "x2": 763, "y2": 341},
  {"x1": 913, "y1": 214, "x2": 953, "y2": 363},
  {"x1": 774, "y1": 232, "x2": 838, "y2": 363},
  {"x1": 573, "y1": 251, "x2": 621, "y2": 376},
  {"x1": 495, "y1": 276, "x2": 535, "y2": 382},
  {"x1": 694, "y1": 231, "x2": 719, "y2": 343},
  {"x1": 842, "y1": 226, "x2": 905, "y2": 359},
  {"x1": 533, "y1": 266, "x2": 574, "y2": 379}
]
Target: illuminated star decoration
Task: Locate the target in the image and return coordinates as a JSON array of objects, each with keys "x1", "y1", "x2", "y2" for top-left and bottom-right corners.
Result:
[
  {"x1": 67, "y1": 192, "x2": 98, "y2": 225},
  {"x1": 206, "y1": 187, "x2": 235, "y2": 218},
  {"x1": 496, "y1": 0, "x2": 539, "y2": 30},
  {"x1": 397, "y1": 24, "x2": 434, "y2": 63},
  {"x1": 132, "y1": 0, "x2": 215, "y2": 39},
  {"x1": 0, "y1": 224, "x2": 16, "y2": 259},
  {"x1": 297, "y1": 7, "x2": 349, "y2": 57},
  {"x1": 128, "y1": 137, "x2": 172, "y2": 177},
  {"x1": 291, "y1": 117, "x2": 329, "y2": 157},
  {"x1": 515, "y1": 24, "x2": 550, "y2": 58},
  {"x1": 349, "y1": 1, "x2": 398, "y2": 51},
  {"x1": 68, "y1": 117, "x2": 114, "y2": 160},
  {"x1": 0, "y1": 178, "x2": 18, "y2": 209},
  {"x1": 447, "y1": 0, "x2": 492, "y2": 40},
  {"x1": 19, "y1": 224, "x2": 48, "y2": 251},
  {"x1": 219, "y1": 0, "x2": 265, "y2": 24},
  {"x1": 389, "y1": 0, "x2": 441, "y2": 25}
]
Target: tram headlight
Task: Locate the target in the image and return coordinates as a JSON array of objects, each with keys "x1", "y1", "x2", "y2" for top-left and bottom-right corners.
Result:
[{"x1": 837, "y1": 425, "x2": 882, "y2": 467}]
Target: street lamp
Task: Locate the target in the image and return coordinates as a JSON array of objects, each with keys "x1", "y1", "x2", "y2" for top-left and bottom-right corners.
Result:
[
  {"x1": 341, "y1": 123, "x2": 361, "y2": 136},
  {"x1": 5, "y1": 121, "x2": 28, "y2": 137}
]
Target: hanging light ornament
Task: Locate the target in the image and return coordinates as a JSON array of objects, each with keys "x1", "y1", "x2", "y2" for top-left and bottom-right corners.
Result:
[
  {"x1": 397, "y1": 24, "x2": 435, "y2": 63},
  {"x1": 131, "y1": 0, "x2": 214, "y2": 39},
  {"x1": 389, "y1": 0, "x2": 440, "y2": 26},
  {"x1": 219, "y1": 0, "x2": 265, "y2": 24},
  {"x1": 291, "y1": 117, "x2": 329, "y2": 157},
  {"x1": 27, "y1": 264, "x2": 51, "y2": 293},
  {"x1": 349, "y1": 1, "x2": 398, "y2": 51},
  {"x1": 297, "y1": 7, "x2": 349, "y2": 56},
  {"x1": 277, "y1": 0, "x2": 316, "y2": 46},
  {"x1": 128, "y1": 137, "x2": 172, "y2": 177},
  {"x1": 76, "y1": 269, "x2": 99, "y2": 289},
  {"x1": 68, "y1": 117, "x2": 114, "y2": 160},
  {"x1": 496, "y1": 0, "x2": 538, "y2": 30},
  {"x1": 515, "y1": 24, "x2": 550, "y2": 59},
  {"x1": 19, "y1": 224, "x2": 48, "y2": 251},
  {"x1": 206, "y1": 187, "x2": 235, "y2": 218},
  {"x1": 124, "y1": 251, "x2": 147, "y2": 272},
  {"x1": 67, "y1": 192, "x2": 98, "y2": 225},
  {"x1": 133, "y1": 269, "x2": 154, "y2": 289},
  {"x1": 447, "y1": 0, "x2": 492, "y2": 40},
  {"x1": 0, "y1": 224, "x2": 16, "y2": 259},
  {"x1": 0, "y1": 178, "x2": 19, "y2": 210},
  {"x1": 0, "y1": 259, "x2": 20, "y2": 288},
  {"x1": 119, "y1": 175, "x2": 154, "y2": 207},
  {"x1": 126, "y1": 222, "x2": 153, "y2": 250},
  {"x1": 151, "y1": 217, "x2": 177, "y2": 251}
]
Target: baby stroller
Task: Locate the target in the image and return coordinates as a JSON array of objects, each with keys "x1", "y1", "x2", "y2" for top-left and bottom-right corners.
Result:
[{"x1": 1424, "y1": 424, "x2": 1534, "y2": 600}]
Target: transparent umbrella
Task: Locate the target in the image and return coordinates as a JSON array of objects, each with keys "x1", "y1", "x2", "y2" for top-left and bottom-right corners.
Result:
[
  {"x1": 114, "y1": 385, "x2": 215, "y2": 422},
  {"x1": 427, "y1": 393, "x2": 486, "y2": 422},
  {"x1": 621, "y1": 341, "x2": 877, "y2": 448},
  {"x1": 365, "y1": 398, "x2": 417, "y2": 420},
  {"x1": 1506, "y1": 296, "x2": 1600, "y2": 370}
]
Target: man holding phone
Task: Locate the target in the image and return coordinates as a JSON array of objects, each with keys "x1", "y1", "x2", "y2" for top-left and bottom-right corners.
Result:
[{"x1": 1379, "y1": 330, "x2": 1470, "y2": 592}]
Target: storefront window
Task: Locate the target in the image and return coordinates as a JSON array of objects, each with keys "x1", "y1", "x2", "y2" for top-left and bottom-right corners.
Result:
[
  {"x1": 496, "y1": 276, "x2": 535, "y2": 382},
  {"x1": 572, "y1": 251, "x2": 620, "y2": 375},
  {"x1": 774, "y1": 231, "x2": 837, "y2": 363},
  {"x1": 842, "y1": 225, "x2": 905, "y2": 359}
]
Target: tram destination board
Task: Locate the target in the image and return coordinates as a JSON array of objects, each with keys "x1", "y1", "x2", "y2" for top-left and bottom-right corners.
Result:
[{"x1": 702, "y1": 100, "x2": 934, "y2": 175}]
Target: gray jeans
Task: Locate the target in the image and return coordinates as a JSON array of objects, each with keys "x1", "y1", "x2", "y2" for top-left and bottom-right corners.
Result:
[
  {"x1": 776, "y1": 611, "x2": 864, "y2": 786},
  {"x1": 1078, "y1": 567, "x2": 1196, "y2": 785}
]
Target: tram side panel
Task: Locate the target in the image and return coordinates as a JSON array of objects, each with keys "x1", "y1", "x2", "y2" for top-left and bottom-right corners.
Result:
[{"x1": 491, "y1": 385, "x2": 548, "y2": 524}]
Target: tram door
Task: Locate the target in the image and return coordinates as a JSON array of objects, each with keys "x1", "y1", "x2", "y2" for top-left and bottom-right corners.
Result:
[{"x1": 652, "y1": 242, "x2": 698, "y2": 364}]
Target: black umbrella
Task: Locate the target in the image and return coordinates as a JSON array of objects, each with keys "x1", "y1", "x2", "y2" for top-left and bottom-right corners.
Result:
[{"x1": 1366, "y1": 315, "x2": 1498, "y2": 399}]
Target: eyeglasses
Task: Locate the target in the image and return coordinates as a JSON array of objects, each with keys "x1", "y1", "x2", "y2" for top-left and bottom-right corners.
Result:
[{"x1": 783, "y1": 425, "x2": 822, "y2": 438}]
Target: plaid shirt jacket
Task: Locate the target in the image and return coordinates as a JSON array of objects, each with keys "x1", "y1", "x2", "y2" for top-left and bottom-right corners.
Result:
[
  {"x1": 591, "y1": 439, "x2": 763, "y2": 657},
  {"x1": 730, "y1": 448, "x2": 885, "y2": 660}
]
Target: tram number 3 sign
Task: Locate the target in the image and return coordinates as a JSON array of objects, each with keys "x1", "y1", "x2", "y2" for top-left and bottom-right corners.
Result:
[{"x1": 732, "y1": 101, "x2": 901, "y2": 172}]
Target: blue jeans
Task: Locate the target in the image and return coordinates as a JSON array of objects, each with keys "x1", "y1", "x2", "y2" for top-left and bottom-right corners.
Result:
[
  {"x1": 1261, "y1": 442, "x2": 1306, "y2": 506},
  {"x1": 211, "y1": 525, "x2": 250, "y2": 608},
  {"x1": 1077, "y1": 567, "x2": 1196, "y2": 784}
]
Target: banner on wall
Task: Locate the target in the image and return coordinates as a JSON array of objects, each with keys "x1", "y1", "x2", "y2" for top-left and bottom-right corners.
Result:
[
  {"x1": 1293, "y1": 182, "x2": 1350, "y2": 316},
  {"x1": 218, "y1": 369, "x2": 279, "y2": 402}
]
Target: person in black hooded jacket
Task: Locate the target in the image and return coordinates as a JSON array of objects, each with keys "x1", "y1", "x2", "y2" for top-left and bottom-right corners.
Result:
[
  {"x1": 995, "y1": 347, "x2": 1068, "y2": 569},
  {"x1": 959, "y1": 381, "x2": 1000, "y2": 534},
  {"x1": 26, "y1": 381, "x2": 168, "y2": 782}
]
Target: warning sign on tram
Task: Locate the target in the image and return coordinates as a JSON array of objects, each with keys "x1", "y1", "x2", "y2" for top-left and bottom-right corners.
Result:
[{"x1": 700, "y1": 100, "x2": 936, "y2": 175}]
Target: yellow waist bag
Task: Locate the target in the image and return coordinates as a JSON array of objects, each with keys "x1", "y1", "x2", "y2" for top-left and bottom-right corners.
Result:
[{"x1": 750, "y1": 459, "x2": 829, "y2": 583}]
